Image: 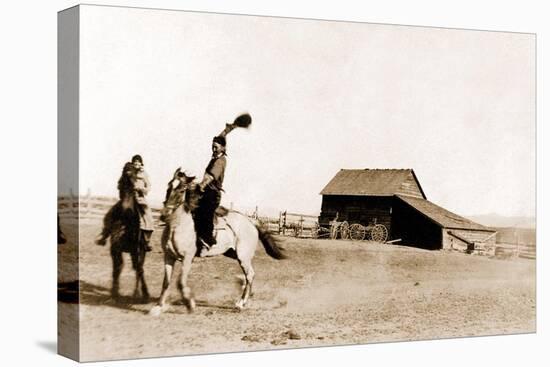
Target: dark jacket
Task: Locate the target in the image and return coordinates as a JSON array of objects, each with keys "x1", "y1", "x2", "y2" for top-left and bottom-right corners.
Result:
[{"x1": 205, "y1": 154, "x2": 226, "y2": 192}]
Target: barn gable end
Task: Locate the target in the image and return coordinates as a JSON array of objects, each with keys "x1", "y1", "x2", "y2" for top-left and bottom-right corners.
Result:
[{"x1": 396, "y1": 171, "x2": 425, "y2": 199}]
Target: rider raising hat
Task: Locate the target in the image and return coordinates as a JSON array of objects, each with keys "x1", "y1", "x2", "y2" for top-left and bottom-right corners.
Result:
[
  {"x1": 194, "y1": 114, "x2": 251, "y2": 251},
  {"x1": 194, "y1": 134, "x2": 228, "y2": 249}
]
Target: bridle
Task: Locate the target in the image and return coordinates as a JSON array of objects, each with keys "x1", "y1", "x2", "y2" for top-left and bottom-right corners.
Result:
[{"x1": 162, "y1": 180, "x2": 188, "y2": 217}]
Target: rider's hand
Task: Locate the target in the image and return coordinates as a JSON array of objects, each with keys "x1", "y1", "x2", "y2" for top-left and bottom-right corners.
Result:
[{"x1": 198, "y1": 174, "x2": 213, "y2": 192}]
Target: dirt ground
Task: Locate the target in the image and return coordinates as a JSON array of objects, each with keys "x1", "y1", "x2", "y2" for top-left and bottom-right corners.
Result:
[{"x1": 58, "y1": 221, "x2": 536, "y2": 362}]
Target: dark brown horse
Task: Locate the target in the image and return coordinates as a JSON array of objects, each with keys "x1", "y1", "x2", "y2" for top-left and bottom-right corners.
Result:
[{"x1": 107, "y1": 201, "x2": 150, "y2": 302}]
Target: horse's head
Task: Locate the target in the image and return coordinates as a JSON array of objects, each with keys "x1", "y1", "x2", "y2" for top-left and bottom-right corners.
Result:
[{"x1": 160, "y1": 168, "x2": 196, "y2": 222}]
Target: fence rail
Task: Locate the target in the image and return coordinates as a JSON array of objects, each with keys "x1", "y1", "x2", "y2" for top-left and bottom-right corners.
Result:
[
  {"x1": 494, "y1": 242, "x2": 536, "y2": 259},
  {"x1": 58, "y1": 194, "x2": 164, "y2": 223},
  {"x1": 58, "y1": 194, "x2": 320, "y2": 237}
]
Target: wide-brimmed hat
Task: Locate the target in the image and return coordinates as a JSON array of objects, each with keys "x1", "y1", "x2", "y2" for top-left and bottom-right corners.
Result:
[{"x1": 212, "y1": 136, "x2": 226, "y2": 147}]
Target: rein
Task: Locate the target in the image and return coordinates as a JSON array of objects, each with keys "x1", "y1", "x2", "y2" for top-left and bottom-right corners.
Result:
[{"x1": 163, "y1": 181, "x2": 192, "y2": 226}]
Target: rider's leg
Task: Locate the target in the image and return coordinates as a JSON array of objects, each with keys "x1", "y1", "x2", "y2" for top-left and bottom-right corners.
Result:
[
  {"x1": 194, "y1": 192, "x2": 213, "y2": 248},
  {"x1": 137, "y1": 205, "x2": 154, "y2": 251},
  {"x1": 200, "y1": 189, "x2": 221, "y2": 246}
]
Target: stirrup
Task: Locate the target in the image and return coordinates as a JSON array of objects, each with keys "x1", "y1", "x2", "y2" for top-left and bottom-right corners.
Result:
[{"x1": 199, "y1": 238, "x2": 212, "y2": 251}]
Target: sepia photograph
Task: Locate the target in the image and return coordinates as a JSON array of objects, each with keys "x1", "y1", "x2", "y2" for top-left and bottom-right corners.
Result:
[{"x1": 56, "y1": 2, "x2": 536, "y2": 364}]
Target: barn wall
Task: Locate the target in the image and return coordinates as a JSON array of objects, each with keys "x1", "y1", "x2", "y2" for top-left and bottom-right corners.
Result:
[
  {"x1": 392, "y1": 197, "x2": 442, "y2": 250},
  {"x1": 396, "y1": 173, "x2": 424, "y2": 199},
  {"x1": 319, "y1": 195, "x2": 392, "y2": 234},
  {"x1": 442, "y1": 229, "x2": 497, "y2": 253}
]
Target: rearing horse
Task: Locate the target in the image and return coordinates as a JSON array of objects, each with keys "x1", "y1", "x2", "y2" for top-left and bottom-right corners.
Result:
[{"x1": 149, "y1": 169, "x2": 286, "y2": 315}]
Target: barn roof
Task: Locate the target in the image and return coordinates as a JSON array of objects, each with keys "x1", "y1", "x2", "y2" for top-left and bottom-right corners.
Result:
[
  {"x1": 320, "y1": 169, "x2": 426, "y2": 198},
  {"x1": 396, "y1": 195, "x2": 494, "y2": 232}
]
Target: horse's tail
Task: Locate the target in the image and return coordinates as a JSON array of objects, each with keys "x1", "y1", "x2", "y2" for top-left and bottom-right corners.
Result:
[{"x1": 256, "y1": 223, "x2": 287, "y2": 260}]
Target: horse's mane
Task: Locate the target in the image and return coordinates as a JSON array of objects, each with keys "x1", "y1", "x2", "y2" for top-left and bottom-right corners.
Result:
[{"x1": 183, "y1": 182, "x2": 201, "y2": 213}]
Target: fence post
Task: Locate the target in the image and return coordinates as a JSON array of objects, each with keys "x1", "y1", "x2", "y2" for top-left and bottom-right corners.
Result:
[
  {"x1": 282, "y1": 211, "x2": 287, "y2": 236},
  {"x1": 515, "y1": 230, "x2": 519, "y2": 257},
  {"x1": 83, "y1": 188, "x2": 91, "y2": 216}
]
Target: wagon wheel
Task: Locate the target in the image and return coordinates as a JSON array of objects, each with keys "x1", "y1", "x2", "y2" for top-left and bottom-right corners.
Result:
[
  {"x1": 330, "y1": 222, "x2": 339, "y2": 239},
  {"x1": 349, "y1": 223, "x2": 366, "y2": 241},
  {"x1": 340, "y1": 221, "x2": 350, "y2": 240},
  {"x1": 370, "y1": 224, "x2": 388, "y2": 243}
]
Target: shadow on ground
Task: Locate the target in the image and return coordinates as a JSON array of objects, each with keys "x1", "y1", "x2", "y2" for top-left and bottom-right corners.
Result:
[{"x1": 59, "y1": 280, "x2": 152, "y2": 314}]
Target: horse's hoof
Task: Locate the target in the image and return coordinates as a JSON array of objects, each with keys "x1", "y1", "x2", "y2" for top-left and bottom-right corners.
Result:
[
  {"x1": 235, "y1": 300, "x2": 245, "y2": 311},
  {"x1": 149, "y1": 306, "x2": 162, "y2": 317},
  {"x1": 186, "y1": 298, "x2": 196, "y2": 313}
]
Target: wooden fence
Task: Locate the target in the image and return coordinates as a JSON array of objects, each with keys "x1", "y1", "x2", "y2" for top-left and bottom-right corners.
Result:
[
  {"x1": 494, "y1": 242, "x2": 536, "y2": 260},
  {"x1": 58, "y1": 194, "x2": 538, "y2": 252},
  {"x1": 58, "y1": 193, "x2": 320, "y2": 238},
  {"x1": 58, "y1": 193, "x2": 163, "y2": 224},
  {"x1": 277, "y1": 211, "x2": 319, "y2": 238}
]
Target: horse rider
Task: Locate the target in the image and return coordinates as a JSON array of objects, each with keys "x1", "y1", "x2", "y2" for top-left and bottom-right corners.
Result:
[
  {"x1": 193, "y1": 114, "x2": 252, "y2": 251},
  {"x1": 128, "y1": 155, "x2": 155, "y2": 251},
  {"x1": 194, "y1": 134, "x2": 228, "y2": 251},
  {"x1": 96, "y1": 154, "x2": 154, "y2": 251}
]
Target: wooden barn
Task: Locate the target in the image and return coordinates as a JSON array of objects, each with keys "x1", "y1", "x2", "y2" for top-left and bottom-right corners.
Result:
[{"x1": 319, "y1": 169, "x2": 497, "y2": 252}]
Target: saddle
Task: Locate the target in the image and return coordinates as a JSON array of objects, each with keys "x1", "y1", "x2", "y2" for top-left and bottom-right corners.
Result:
[{"x1": 198, "y1": 207, "x2": 235, "y2": 257}]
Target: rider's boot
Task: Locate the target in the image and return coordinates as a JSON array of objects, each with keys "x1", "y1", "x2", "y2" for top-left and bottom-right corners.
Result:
[
  {"x1": 95, "y1": 234, "x2": 107, "y2": 246},
  {"x1": 198, "y1": 232, "x2": 217, "y2": 256},
  {"x1": 142, "y1": 230, "x2": 153, "y2": 252}
]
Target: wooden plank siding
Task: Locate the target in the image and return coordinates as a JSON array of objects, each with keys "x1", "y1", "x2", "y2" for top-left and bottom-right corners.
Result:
[
  {"x1": 396, "y1": 172, "x2": 425, "y2": 199},
  {"x1": 442, "y1": 229, "x2": 497, "y2": 254}
]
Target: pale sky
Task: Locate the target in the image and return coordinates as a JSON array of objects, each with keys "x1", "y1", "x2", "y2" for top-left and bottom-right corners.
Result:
[{"x1": 68, "y1": 5, "x2": 535, "y2": 218}]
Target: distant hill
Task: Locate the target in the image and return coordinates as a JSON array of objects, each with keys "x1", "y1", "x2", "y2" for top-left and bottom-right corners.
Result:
[
  {"x1": 492, "y1": 227, "x2": 536, "y2": 245},
  {"x1": 467, "y1": 214, "x2": 536, "y2": 229}
]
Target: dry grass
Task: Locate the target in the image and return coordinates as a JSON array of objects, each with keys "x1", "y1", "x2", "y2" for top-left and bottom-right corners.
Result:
[{"x1": 58, "y1": 221, "x2": 536, "y2": 362}]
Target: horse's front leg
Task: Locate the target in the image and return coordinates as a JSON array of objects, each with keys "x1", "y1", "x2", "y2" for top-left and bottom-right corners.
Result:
[
  {"x1": 111, "y1": 247, "x2": 123, "y2": 300},
  {"x1": 131, "y1": 250, "x2": 149, "y2": 303},
  {"x1": 177, "y1": 254, "x2": 195, "y2": 312},
  {"x1": 149, "y1": 254, "x2": 176, "y2": 316},
  {"x1": 137, "y1": 247, "x2": 150, "y2": 303}
]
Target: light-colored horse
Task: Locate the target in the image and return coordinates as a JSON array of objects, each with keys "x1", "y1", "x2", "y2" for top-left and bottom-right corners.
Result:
[{"x1": 149, "y1": 169, "x2": 286, "y2": 316}]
